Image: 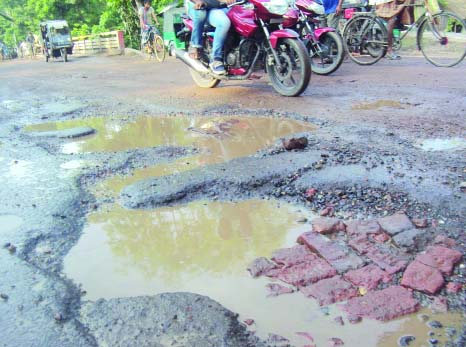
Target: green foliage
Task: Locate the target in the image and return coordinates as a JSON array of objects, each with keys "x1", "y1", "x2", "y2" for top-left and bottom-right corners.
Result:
[{"x1": 0, "y1": 0, "x2": 179, "y2": 49}]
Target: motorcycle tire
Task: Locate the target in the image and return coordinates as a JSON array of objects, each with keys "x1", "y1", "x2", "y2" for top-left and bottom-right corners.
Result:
[
  {"x1": 267, "y1": 38, "x2": 311, "y2": 97},
  {"x1": 308, "y1": 31, "x2": 344, "y2": 75}
]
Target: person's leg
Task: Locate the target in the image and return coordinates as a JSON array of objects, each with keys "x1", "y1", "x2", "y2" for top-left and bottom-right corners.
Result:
[
  {"x1": 386, "y1": 16, "x2": 400, "y2": 59},
  {"x1": 189, "y1": 6, "x2": 208, "y2": 55},
  {"x1": 207, "y1": 8, "x2": 231, "y2": 62},
  {"x1": 326, "y1": 13, "x2": 340, "y2": 29}
]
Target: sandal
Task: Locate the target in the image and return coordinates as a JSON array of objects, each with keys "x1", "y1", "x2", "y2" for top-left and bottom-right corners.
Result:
[
  {"x1": 386, "y1": 52, "x2": 401, "y2": 60},
  {"x1": 188, "y1": 47, "x2": 201, "y2": 60}
]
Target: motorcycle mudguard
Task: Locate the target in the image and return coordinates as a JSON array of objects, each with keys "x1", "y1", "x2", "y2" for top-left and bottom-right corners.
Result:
[
  {"x1": 314, "y1": 27, "x2": 335, "y2": 41},
  {"x1": 269, "y1": 29, "x2": 299, "y2": 49}
]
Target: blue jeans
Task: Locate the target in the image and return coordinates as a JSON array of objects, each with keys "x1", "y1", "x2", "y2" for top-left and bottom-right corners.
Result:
[{"x1": 188, "y1": 6, "x2": 230, "y2": 62}]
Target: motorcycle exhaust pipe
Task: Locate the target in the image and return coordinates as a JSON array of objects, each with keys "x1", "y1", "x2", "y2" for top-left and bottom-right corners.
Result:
[{"x1": 175, "y1": 49, "x2": 210, "y2": 74}]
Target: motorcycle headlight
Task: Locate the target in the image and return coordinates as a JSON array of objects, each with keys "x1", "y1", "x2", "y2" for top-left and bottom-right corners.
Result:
[{"x1": 262, "y1": 0, "x2": 290, "y2": 16}]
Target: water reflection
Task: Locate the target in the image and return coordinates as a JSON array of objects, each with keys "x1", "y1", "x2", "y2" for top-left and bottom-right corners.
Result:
[
  {"x1": 64, "y1": 199, "x2": 313, "y2": 292},
  {"x1": 415, "y1": 138, "x2": 466, "y2": 151},
  {"x1": 26, "y1": 116, "x2": 314, "y2": 155}
]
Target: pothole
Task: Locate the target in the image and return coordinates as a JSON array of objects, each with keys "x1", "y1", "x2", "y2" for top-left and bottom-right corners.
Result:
[
  {"x1": 415, "y1": 138, "x2": 466, "y2": 151},
  {"x1": 352, "y1": 100, "x2": 406, "y2": 111},
  {"x1": 27, "y1": 116, "x2": 315, "y2": 197},
  {"x1": 25, "y1": 115, "x2": 315, "y2": 154},
  {"x1": 64, "y1": 199, "x2": 314, "y2": 301},
  {"x1": 63, "y1": 199, "x2": 463, "y2": 346}
]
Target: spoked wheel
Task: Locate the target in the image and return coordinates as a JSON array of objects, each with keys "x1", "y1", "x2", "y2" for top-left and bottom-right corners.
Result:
[
  {"x1": 189, "y1": 68, "x2": 220, "y2": 88},
  {"x1": 418, "y1": 12, "x2": 466, "y2": 67},
  {"x1": 343, "y1": 14, "x2": 387, "y2": 65},
  {"x1": 152, "y1": 35, "x2": 166, "y2": 62},
  {"x1": 267, "y1": 38, "x2": 311, "y2": 97},
  {"x1": 308, "y1": 31, "x2": 344, "y2": 75}
]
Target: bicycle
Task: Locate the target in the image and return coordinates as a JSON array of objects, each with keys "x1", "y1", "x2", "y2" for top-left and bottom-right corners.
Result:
[
  {"x1": 141, "y1": 25, "x2": 166, "y2": 62},
  {"x1": 342, "y1": 0, "x2": 466, "y2": 67}
]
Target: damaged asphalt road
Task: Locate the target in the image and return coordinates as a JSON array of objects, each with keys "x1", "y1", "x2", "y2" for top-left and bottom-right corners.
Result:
[{"x1": 0, "y1": 56, "x2": 465, "y2": 347}]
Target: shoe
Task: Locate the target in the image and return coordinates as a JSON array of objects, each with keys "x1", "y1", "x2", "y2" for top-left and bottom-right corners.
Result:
[
  {"x1": 386, "y1": 52, "x2": 401, "y2": 60},
  {"x1": 209, "y1": 60, "x2": 226, "y2": 75}
]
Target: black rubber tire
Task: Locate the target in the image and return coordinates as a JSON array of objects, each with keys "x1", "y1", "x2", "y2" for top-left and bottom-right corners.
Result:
[
  {"x1": 343, "y1": 14, "x2": 387, "y2": 65},
  {"x1": 418, "y1": 11, "x2": 466, "y2": 67},
  {"x1": 309, "y1": 31, "x2": 344, "y2": 75},
  {"x1": 267, "y1": 38, "x2": 311, "y2": 97}
]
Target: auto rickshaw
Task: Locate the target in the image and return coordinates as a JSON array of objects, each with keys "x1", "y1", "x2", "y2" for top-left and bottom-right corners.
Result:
[
  {"x1": 160, "y1": 4, "x2": 187, "y2": 56},
  {"x1": 40, "y1": 20, "x2": 73, "y2": 62}
]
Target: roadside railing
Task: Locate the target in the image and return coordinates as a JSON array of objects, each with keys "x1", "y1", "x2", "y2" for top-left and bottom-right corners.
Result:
[{"x1": 72, "y1": 31, "x2": 125, "y2": 56}]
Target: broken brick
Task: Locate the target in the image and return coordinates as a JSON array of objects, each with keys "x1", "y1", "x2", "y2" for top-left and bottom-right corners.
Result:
[
  {"x1": 344, "y1": 264, "x2": 390, "y2": 290},
  {"x1": 432, "y1": 235, "x2": 456, "y2": 248},
  {"x1": 446, "y1": 282, "x2": 462, "y2": 294},
  {"x1": 348, "y1": 234, "x2": 373, "y2": 254},
  {"x1": 412, "y1": 218, "x2": 428, "y2": 228},
  {"x1": 300, "y1": 275, "x2": 359, "y2": 306},
  {"x1": 393, "y1": 229, "x2": 422, "y2": 249},
  {"x1": 401, "y1": 261, "x2": 445, "y2": 294},
  {"x1": 298, "y1": 232, "x2": 346, "y2": 261},
  {"x1": 311, "y1": 217, "x2": 346, "y2": 234},
  {"x1": 341, "y1": 286, "x2": 419, "y2": 321},
  {"x1": 270, "y1": 259, "x2": 337, "y2": 286},
  {"x1": 373, "y1": 232, "x2": 390, "y2": 243},
  {"x1": 271, "y1": 245, "x2": 317, "y2": 267},
  {"x1": 330, "y1": 253, "x2": 366, "y2": 274},
  {"x1": 415, "y1": 246, "x2": 462, "y2": 275},
  {"x1": 265, "y1": 283, "x2": 294, "y2": 297},
  {"x1": 365, "y1": 246, "x2": 408, "y2": 274},
  {"x1": 377, "y1": 213, "x2": 414, "y2": 236},
  {"x1": 247, "y1": 257, "x2": 277, "y2": 278},
  {"x1": 346, "y1": 220, "x2": 382, "y2": 237},
  {"x1": 298, "y1": 232, "x2": 364, "y2": 273}
]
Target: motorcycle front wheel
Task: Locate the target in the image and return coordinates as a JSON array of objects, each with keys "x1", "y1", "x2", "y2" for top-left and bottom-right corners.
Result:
[
  {"x1": 189, "y1": 68, "x2": 220, "y2": 88},
  {"x1": 267, "y1": 38, "x2": 311, "y2": 97},
  {"x1": 308, "y1": 31, "x2": 344, "y2": 75}
]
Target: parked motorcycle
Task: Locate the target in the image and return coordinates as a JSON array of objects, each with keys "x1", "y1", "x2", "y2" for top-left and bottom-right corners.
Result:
[
  {"x1": 175, "y1": 0, "x2": 311, "y2": 97},
  {"x1": 282, "y1": 0, "x2": 344, "y2": 75}
]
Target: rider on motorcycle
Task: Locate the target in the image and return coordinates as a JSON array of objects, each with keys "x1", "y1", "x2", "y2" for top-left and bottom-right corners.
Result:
[{"x1": 187, "y1": 0, "x2": 235, "y2": 75}]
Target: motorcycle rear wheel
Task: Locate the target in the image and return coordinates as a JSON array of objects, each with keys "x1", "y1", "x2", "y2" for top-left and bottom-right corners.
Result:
[
  {"x1": 189, "y1": 68, "x2": 220, "y2": 88},
  {"x1": 267, "y1": 38, "x2": 311, "y2": 97},
  {"x1": 308, "y1": 31, "x2": 344, "y2": 75}
]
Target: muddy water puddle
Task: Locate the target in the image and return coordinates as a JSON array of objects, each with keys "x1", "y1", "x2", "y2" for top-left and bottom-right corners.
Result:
[
  {"x1": 26, "y1": 115, "x2": 315, "y2": 197},
  {"x1": 415, "y1": 138, "x2": 466, "y2": 151},
  {"x1": 64, "y1": 199, "x2": 463, "y2": 347},
  {"x1": 352, "y1": 100, "x2": 406, "y2": 110}
]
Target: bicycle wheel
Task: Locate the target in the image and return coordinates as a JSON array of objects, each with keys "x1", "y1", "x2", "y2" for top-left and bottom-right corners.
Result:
[
  {"x1": 418, "y1": 12, "x2": 466, "y2": 67},
  {"x1": 152, "y1": 35, "x2": 166, "y2": 62},
  {"x1": 343, "y1": 14, "x2": 387, "y2": 65}
]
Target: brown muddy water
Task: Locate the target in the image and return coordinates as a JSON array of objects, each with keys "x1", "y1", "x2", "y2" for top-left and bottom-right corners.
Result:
[
  {"x1": 26, "y1": 115, "x2": 315, "y2": 197},
  {"x1": 351, "y1": 100, "x2": 405, "y2": 111},
  {"x1": 64, "y1": 199, "x2": 463, "y2": 347}
]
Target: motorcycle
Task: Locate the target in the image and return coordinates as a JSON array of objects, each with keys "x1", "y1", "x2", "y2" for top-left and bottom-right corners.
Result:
[
  {"x1": 282, "y1": 0, "x2": 344, "y2": 75},
  {"x1": 175, "y1": 0, "x2": 311, "y2": 97}
]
